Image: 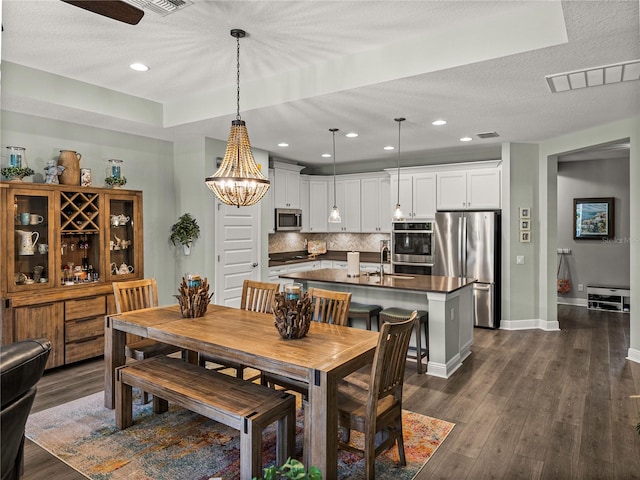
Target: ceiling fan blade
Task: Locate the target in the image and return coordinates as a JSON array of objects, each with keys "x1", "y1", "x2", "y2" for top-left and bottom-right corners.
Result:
[{"x1": 61, "y1": 1, "x2": 144, "y2": 25}]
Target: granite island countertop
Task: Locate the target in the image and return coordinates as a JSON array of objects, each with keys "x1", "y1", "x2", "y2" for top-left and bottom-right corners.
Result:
[{"x1": 279, "y1": 268, "x2": 475, "y2": 294}]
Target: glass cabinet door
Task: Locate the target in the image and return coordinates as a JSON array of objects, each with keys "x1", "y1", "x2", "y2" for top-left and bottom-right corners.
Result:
[
  {"x1": 105, "y1": 192, "x2": 142, "y2": 282},
  {"x1": 8, "y1": 188, "x2": 56, "y2": 292}
]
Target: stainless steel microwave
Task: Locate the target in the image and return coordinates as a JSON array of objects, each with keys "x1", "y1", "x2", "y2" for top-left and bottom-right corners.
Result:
[{"x1": 275, "y1": 208, "x2": 302, "y2": 231}]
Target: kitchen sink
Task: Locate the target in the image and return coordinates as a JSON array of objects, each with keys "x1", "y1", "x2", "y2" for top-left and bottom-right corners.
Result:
[{"x1": 364, "y1": 273, "x2": 414, "y2": 281}]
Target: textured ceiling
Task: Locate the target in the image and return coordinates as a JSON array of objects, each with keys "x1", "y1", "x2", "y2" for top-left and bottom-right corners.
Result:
[{"x1": 1, "y1": 0, "x2": 638, "y2": 171}]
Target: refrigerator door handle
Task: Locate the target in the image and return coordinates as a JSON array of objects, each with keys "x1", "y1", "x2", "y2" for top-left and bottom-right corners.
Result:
[
  {"x1": 474, "y1": 283, "x2": 492, "y2": 290},
  {"x1": 461, "y1": 215, "x2": 467, "y2": 278},
  {"x1": 457, "y1": 217, "x2": 463, "y2": 278}
]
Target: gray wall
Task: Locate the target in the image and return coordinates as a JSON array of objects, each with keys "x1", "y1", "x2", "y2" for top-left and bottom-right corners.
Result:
[
  {"x1": 557, "y1": 158, "x2": 631, "y2": 303},
  {"x1": 1, "y1": 111, "x2": 178, "y2": 304}
]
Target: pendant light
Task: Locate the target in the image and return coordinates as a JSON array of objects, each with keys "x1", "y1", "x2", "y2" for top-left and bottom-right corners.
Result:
[
  {"x1": 205, "y1": 29, "x2": 270, "y2": 207},
  {"x1": 392, "y1": 117, "x2": 406, "y2": 221},
  {"x1": 327, "y1": 128, "x2": 342, "y2": 223}
]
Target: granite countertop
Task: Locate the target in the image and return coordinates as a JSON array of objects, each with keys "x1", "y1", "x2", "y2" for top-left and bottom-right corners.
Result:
[
  {"x1": 278, "y1": 268, "x2": 475, "y2": 294},
  {"x1": 269, "y1": 250, "x2": 380, "y2": 267}
]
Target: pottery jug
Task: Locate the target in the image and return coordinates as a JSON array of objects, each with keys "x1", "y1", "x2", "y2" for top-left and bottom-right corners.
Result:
[
  {"x1": 17, "y1": 230, "x2": 39, "y2": 256},
  {"x1": 58, "y1": 150, "x2": 82, "y2": 185}
]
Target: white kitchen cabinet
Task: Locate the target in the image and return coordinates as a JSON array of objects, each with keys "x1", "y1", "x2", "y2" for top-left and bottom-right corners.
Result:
[
  {"x1": 299, "y1": 176, "x2": 310, "y2": 232},
  {"x1": 267, "y1": 169, "x2": 275, "y2": 233},
  {"x1": 308, "y1": 179, "x2": 328, "y2": 232},
  {"x1": 389, "y1": 172, "x2": 436, "y2": 220},
  {"x1": 361, "y1": 174, "x2": 391, "y2": 232},
  {"x1": 437, "y1": 168, "x2": 500, "y2": 210},
  {"x1": 273, "y1": 162, "x2": 303, "y2": 209},
  {"x1": 328, "y1": 178, "x2": 361, "y2": 232},
  {"x1": 268, "y1": 261, "x2": 320, "y2": 289}
]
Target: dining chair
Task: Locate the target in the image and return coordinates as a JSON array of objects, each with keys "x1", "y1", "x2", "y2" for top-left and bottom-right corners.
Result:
[
  {"x1": 261, "y1": 287, "x2": 352, "y2": 393},
  {"x1": 199, "y1": 279, "x2": 280, "y2": 379},
  {"x1": 307, "y1": 287, "x2": 352, "y2": 326},
  {"x1": 337, "y1": 312, "x2": 415, "y2": 479},
  {"x1": 113, "y1": 278, "x2": 182, "y2": 402}
]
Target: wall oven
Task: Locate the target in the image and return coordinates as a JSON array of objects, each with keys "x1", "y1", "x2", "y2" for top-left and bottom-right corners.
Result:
[
  {"x1": 391, "y1": 221, "x2": 434, "y2": 275},
  {"x1": 275, "y1": 208, "x2": 302, "y2": 231}
]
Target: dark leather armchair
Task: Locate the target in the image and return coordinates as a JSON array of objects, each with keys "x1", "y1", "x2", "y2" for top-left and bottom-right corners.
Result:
[{"x1": 1, "y1": 338, "x2": 51, "y2": 480}]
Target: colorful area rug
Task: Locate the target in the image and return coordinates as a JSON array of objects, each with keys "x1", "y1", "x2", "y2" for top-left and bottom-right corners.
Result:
[{"x1": 26, "y1": 392, "x2": 454, "y2": 480}]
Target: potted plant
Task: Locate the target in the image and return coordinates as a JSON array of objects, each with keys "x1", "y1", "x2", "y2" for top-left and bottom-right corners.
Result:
[
  {"x1": 255, "y1": 458, "x2": 321, "y2": 480},
  {"x1": 170, "y1": 213, "x2": 200, "y2": 255},
  {"x1": 1, "y1": 166, "x2": 34, "y2": 182},
  {"x1": 104, "y1": 176, "x2": 127, "y2": 188}
]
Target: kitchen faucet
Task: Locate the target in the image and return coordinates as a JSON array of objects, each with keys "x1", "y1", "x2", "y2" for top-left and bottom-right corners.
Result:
[{"x1": 380, "y1": 240, "x2": 390, "y2": 277}]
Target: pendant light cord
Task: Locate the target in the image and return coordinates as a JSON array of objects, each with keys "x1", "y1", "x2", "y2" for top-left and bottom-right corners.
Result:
[
  {"x1": 332, "y1": 129, "x2": 337, "y2": 205},
  {"x1": 396, "y1": 118, "x2": 404, "y2": 205},
  {"x1": 236, "y1": 34, "x2": 241, "y2": 121}
]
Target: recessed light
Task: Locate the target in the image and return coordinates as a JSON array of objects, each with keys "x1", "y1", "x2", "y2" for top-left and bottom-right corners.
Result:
[
  {"x1": 321, "y1": 153, "x2": 331, "y2": 158},
  {"x1": 460, "y1": 137, "x2": 473, "y2": 142},
  {"x1": 432, "y1": 120, "x2": 447, "y2": 126},
  {"x1": 345, "y1": 132, "x2": 358, "y2": 138},
  {"x1": 129, "y1": 63, "x2": 149, "y2": 72},
  {"x1": 277, "y1": 143, "x2": 289, "y2": 147},
  {"x1": 384, "y1": 146, "x2": 395, "y2": 151}
]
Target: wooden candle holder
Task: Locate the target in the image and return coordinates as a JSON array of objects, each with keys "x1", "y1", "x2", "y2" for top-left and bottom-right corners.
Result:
[
  {"x1": 273, "y1": 291, "x2": 312, "y2": 339},
  {"x1": 175, "y1": 277, "x2": 213, "y2": 318}
]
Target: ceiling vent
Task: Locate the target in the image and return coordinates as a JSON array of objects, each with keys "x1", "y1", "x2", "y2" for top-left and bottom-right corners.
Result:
[
  {"x1": 476, "y1": 131, "x2": 500, "y2": 139},
  {"x1": 125, "y1": 0, "x2": 192, "y2": 16},
  {"x1": 545, "y1": 59, "x2": 640, "y2": 93}
]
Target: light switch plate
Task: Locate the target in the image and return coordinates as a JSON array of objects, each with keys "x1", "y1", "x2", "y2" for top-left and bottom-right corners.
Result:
[{"x1": 516, "y1": 255, "x2": 525, "y2": 264}]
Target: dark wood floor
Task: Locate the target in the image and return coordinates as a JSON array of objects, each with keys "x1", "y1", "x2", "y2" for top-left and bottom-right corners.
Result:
[{"x1": 22, "y1": 305, "x2": 640, "y2": 479}]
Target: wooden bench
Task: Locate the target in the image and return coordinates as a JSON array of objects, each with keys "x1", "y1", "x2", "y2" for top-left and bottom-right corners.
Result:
[{"x1": 115, "y1": 356, "x2": 296, "y2": 480}]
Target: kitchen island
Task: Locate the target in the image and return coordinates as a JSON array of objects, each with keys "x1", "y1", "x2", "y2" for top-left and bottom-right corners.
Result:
[{"x1": 279, "y1": 268, "x2": 475, "y2": 378}]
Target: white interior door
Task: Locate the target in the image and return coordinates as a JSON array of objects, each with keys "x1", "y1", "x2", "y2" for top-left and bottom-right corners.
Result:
[{"x1": 214, "y1": 202, "x2": 261, "y2": 308}]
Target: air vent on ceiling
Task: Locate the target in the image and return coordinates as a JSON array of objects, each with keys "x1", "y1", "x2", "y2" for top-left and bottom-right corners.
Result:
[
  {"x1": 476, "y1": 131, "x2": 500, "y2": 139},
  {"x1": 125, "y1": 0, "x2": 192, "y2": 16},
  {"x1": 545, "y1": 59, "x2": 640, "y2": 93}
]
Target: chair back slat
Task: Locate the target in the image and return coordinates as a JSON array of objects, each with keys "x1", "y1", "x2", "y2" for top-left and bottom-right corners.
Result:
[
  {"x1": 369, "y1": 312, "x2": 415, "y2": 414},
  {"x1": 307, "y1": 287, "x2": 352, "y2": 326},
  {"x1": 241, "y1": 280, "x2": 280, "y2": 313},
  {"x1": 113, "y1": 279, "x2": 159, "y2": 314}
]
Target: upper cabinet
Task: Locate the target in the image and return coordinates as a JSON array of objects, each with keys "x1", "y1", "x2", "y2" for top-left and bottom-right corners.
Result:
[
  {"x1": 361, "y1": 173, "x2": 391, "y2": 232},
  {"x1": 307, "y1": 178, "x2": 328, "y2": 232},
  {"x1": 328, "y1": 177, "x2": 361, "y2": 232},
  {"x1": 267, "y1": 169, "x2": 275, "y2": 233},
  {"x1": 388, "y1": 172, "x2": 437, "y2": 220},
  {"x1": 437, "y1": 166, "x2": 501, "y2": 210},
  {"x1": 273, "y1": 162, "x2": 304, "y2": 209}
]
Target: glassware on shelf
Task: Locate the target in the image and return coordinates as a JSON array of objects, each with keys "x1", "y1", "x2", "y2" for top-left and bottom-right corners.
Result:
[
  {"x1": 6, "y1": 147, "x2": 26, "y2": 167},
  {"x1": 108, "y1": 159, "x2": 123, "y2": 179}
]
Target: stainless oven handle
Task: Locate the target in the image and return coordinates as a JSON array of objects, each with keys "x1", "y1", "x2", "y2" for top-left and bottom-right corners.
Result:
[{"x1": 392, "y1": 262, "x2": 434, "y2": 266}]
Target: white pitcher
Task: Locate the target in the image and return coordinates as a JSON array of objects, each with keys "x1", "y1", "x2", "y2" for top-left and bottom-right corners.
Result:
[{"x1": 17, "y1": 230, "x2": 39, "y2": 256}]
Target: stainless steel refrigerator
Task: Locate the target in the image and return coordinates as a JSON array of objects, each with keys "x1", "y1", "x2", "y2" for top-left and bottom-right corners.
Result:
[{"x1": 433, "y1": 211, "x2": 501, "y2": 328}]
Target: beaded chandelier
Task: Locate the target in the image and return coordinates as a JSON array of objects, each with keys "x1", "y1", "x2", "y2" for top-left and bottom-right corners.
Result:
[{"x1": 205, "y1": 29, "x2": 270, "y2": 207}]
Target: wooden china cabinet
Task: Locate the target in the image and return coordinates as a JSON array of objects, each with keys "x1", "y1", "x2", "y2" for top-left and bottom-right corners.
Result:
[{"x1": 0, "y1": 182, "x2": 143, "y2": 369}]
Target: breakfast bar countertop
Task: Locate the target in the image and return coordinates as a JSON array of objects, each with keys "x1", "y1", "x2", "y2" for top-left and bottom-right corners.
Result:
[{"x1": 279, "y1": 268, "x2": 475, "y2": 294}]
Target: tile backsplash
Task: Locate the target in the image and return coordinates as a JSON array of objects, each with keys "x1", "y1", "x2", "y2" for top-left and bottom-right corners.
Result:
[{"x1": 269, "y1": 232, "x2": 390, "y2": 254}]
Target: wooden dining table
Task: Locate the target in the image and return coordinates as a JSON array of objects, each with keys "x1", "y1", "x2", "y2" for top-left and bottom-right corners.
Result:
[{"x1": 104, "y1": 303, "x2": 379, "y2": 479}]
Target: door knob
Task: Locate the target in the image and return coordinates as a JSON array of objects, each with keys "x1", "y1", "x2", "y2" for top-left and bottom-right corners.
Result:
[{"x1": 252, "y1": 262, "x2": 259, "y2": 268}]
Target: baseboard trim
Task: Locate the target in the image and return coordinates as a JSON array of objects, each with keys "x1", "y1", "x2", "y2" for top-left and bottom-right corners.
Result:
[
  {"x1": 627, "y1": 347, "x2": 640, "y2": 364},
  {"x1": 557, "y1": 297, "x2": 588, "y2": 307},
  {"x1": 500, "y1": 318, "x2": 561, "y2": 331}
]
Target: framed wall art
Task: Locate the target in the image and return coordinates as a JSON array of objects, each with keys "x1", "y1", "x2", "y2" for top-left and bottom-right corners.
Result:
[
  {"x1": 519, "y1": 207, "x2": 530, "y2": 219},
  {"x1": 520, "y1": 219, "x2": 530, "y2": 231},
  {"x1": 573, "y1": 197, "x2": 614, "y2": 240}
]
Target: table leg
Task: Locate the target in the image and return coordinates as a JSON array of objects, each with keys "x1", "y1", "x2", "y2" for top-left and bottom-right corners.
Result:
[
  {"x1": 104, "y1": 316, "x2": 126, "y2": 409},
  {"x1": 307, "y1": 368, "x2": 338, "y2": 479}
]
